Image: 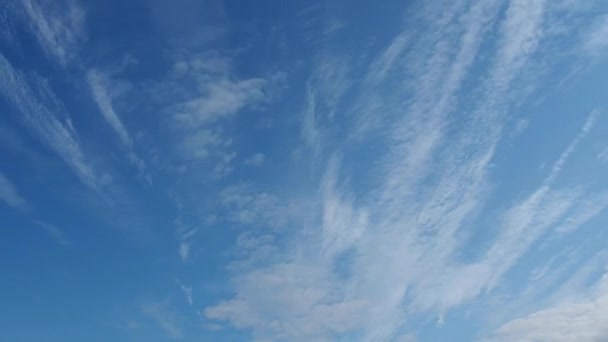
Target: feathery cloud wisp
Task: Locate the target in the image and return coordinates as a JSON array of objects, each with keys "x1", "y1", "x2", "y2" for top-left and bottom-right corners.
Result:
[
  {"x1": 17, "y1": 0, "x2": 85, "y2": 65},
  {"x1": 34, "y1": 220, "x2": 70, "y2": 245},
  {"x1": 204, "y1": 1, "x2": 608, "y2": 340},
  {"x1": 0, "y1": 172, "x2": 26, "y2": 209},
  {"x1": 87, "y1": 70, "x2": 131, "y2": 147},
  {"x1": 0, "y1": 54, "x2": 99, "y2": 190},
  {"x1": 583, "y1": 14, "x2": 608, "y2": 57},
  {"x1": 244, "y1": 153, "x2": 265, "y2": 167},
  {"x1": 141, "y1": 302, "x2": 183, "y2": 340},
  {"x1": 488, "y1": 269, "x2": 608, "y2": 342},
  {"x1": 86, "y1": 69, "x2": 149, "y2": 181}
]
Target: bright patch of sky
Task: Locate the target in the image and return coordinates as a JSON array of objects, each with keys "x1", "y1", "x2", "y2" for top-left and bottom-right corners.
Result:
[{"x1": 1, "y1": 0, "x2": 608, "y2": 341}]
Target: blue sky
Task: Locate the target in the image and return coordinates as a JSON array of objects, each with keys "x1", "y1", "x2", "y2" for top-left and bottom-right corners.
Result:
[{"x1": 1, "y1": 0, "x2": 608, "y2": 341}]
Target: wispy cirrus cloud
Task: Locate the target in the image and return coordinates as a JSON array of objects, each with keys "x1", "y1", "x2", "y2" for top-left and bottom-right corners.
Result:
[
  {"x1": 598, "y1": 146, "x2": 608, "y2": 162},
  {"x1": 583, "y1": 14, "x2": 608, "y2": 57},
  {"x1": 87, "y1": 70, "x2": 131, "y2": 147},
  {"x1": 141, "y1": 301, "x2": 183, "y2": 340},
  {"x1": 175, "y1": 220, "x2": 197, "y2": 262},
  {"x1": 172, "y1": 78, "x2": 267, "y2": 128},
  {"x1": 11, "y1": 0, "x2": 151, "y2": 185},
  {"x1": 243, "y1": 153, "x2": 264, "y2": 167},
  {"x1": 488, "y1": 260, "x2": 608, "y2": 342},
  {"x1": 0, "y1": 172, "x2": 26, "y2": 209},
  {"x1": 478, "y1": 109, "x2": 601, "y2": 291},
  {"x1": 144, "y1": 52, "x2": 280, "y2": 182},
  {"x1": 176, "y1": 280, "x2": 193, "y2": 306},
  {"x1": 34, "y1": 220, "x2": 70, "y2": 245},
  {"x1": 0, "y1": 54, "x2": 99, "y2": 190},
  {"x1": 205, "y1": 1, "x2": 608, "y2": 340},
  {"x1": 217, "y1": 183, "x2": 291, "y2": 230},
  {"x1": 17, "y1": 0, "x2": 85, "y2": 65},
  {"x1": 207, "y1": 0, "x2": 505, "y2": 336},
  {"x1": 86, "y1": 69, "x2": 149, "y2": 182}
]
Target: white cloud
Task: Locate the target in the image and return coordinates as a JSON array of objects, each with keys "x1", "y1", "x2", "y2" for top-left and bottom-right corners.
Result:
[
  {"x1": 244, "y1": 153, "x2": 265, "y2": 167},
  {"x1": 488, "y1": 271, "x2": 608, "y2": 342},
  {"x1": 544, "y1": 109, "x2": 598, "y2": 185},
  {"x1": 0, "y1": 172, "x2": 26, "y2": 209},
  {"x1": 34, "y1": 220, "x2": 70, "y2": 245},
  {"x1": 87, "y1": 69, "x2": 149, "y2": 181},
  {"x1": 301, "y1": 82, "x2": 321, "y2": 155},
  {"x1": 204, "y1": 1, "x2": 608, "y2": 341},
  {"x1": 176, "y1": 280, "x2": 193, "y2": 306},
  {"x1": 17, "y1": 0, "x2": 85, "y2": 65},
  {"x1": 213, "y1": 151, "x2": 236, "y2": 178},
  {"x1": 174, "y1": 221, "x2": 197, "y2": 263},
  {"x1": 156, "y1": 53, "x2": 277, "y2": 164},
  {"x1": 0, "y1": 54, "x2": 99, "y2": 189},
  {"x1": 366, "y1": 32, "x2": 409, "y2": 84},
  {"x1": 178, "y1": 129, "x2": 220, "y2": 159},
  {"x1": 87, "y1": 70, "x2": 131, "y2": 147},
  {"x1": 178, "y1": 242, "x2": 190, "y2": 262},
  {"x1": 583, "y1": 14, "x2": 608, "y2": 57},
  {"x1": 554, "y1": 192, "x2": 608, "y2": 234},
  {"x1": 141, "y1": 302, "x2": 183, "y2": 339},
  {"x1": 476, "y1": 108, "x2": 600, "y2": 287},
  {"x1": 205, "y1": 262, "x2": 369, "y2": 341},
  {"x1": 167, "y1": 53, "x2": 267, "y2": 129},
  {"x1": 598, "y1": 146, "x2": 608, "y2": 162},
  {"x1": 313, "y1": 53, "x2": 351, "y2": 118},
  {"x1": 173, "y1": 78, "x2": 267, "y2": 128},
  {"x1": 318, "y1": 157, "x2": 367, "y2": 260},
  {"x1": 217, "y1": 184, "x2": 291, "y2": 230}
]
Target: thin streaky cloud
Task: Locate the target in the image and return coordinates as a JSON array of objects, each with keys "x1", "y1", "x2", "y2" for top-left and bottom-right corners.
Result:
[
  {"x1": 488, "y1": 264, "x2": 608, "y2": 342},
  {"x1": 480, "y1": 108, "x2": 601, "y2": 292},
  {"x1": 17, "y1": 0, "x2": 85, "y2": 65},
  {"x1": 598, "y1": 146, "x2": 608, "y2": 162},
  {"x1": 87, "y1": 70, "x2": 131, "y2": 147},
  {"x1": 583, "y1": 14, "x2": 608, "y2": 57},
  {"x1": 141, "y1": 302, "x2": 183, "y2": 340},
  {"x1": 205, "y1": 1, "x2": 608, "y2": 341},
  {"x1": 34, "y1": 220, "x2": 70, "y2": 246},
  {"x1": 176, "y1": 280, "x2": 193, "y2": 306},
  {"x1": 0, "y1": 54, "x2": 99, "y2": 190},
  {"x1": 0, "y1": 172, "x2": 26, "y2": 209},
  {"x1": 87, "y1": 69, "x2": 149, "y2": 181},
  {"x1": 543, "y1": 109, "x2": 599, "y2": 186},
  {"x1": 178, "y1": 242, "x2": 190, "y2": 262},
  {"x1": 2, "y1": 0, "x2": 607, "y2": 341}
]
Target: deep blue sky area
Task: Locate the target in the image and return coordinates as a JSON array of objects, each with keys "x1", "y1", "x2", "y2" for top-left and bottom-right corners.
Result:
[{"x1": 1, "y1": 0, "x2": 608, "y2": 341}]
